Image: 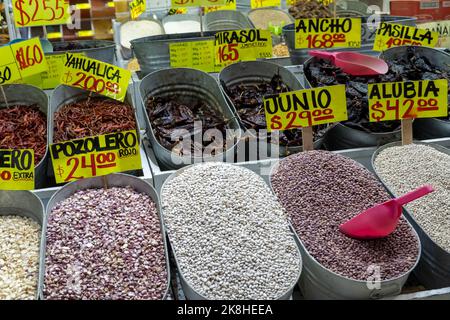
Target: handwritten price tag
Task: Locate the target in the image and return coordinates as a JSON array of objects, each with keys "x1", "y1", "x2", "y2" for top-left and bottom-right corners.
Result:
[
  {"x1": 50, "y1": 130, "x2": 142, "y2": 184},
  {"x1": 295, "y1": 18, "x2": 361, "y2": 49},
  {"x1": 60, "y1": 54, "x2": 131, "y2": 102},
  {"x1": 129, "y1": 0, "x2": 146, "y2": 20},
  {"x1": 205, "y1": 0, "x2": 236, "y2": 12},
  {"x1": 251, "y1": 0, "x2": 280, "y2": 8},
  {"x1": 373, "y1": 22, "x2": 439, "y2": 51},
  {"x1": 171, "y1": 0, "x2": 227, "y2": 7},
  {"x1": 417, "y1": 20, "x2": 450, "y2": 48},
  {"x1": 170, "y1": 41, "x2": 215, "y2": 72},
  {"x1": 215, "y1": 29, "x2": 272, "y2": 69},
  {"x1": 0, "y1": 149, "x2": 35, "y2": 190},
  {"x1": 12, "y1": 0, "x2": 70, "y2": 27},
  {"x1": 264, "y1": 84, "x2": 348, "y2": 132},
  {"x1": 368, "y1": 79, "x2": 448, "y2": 122},
  {"x1": 0, "y1": 38, "x2": 48, "y2": 85}
]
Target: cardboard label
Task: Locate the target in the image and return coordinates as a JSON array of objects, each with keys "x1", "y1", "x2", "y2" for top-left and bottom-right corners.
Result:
[
  {"x1": 0, "y1": 38, "x2": 48, "y2": 85},
  {"x1": 264, "y1": 85, "x2": 348, "y2": 132},
  {"x1": 205, "y1": 0, "x2": 236, "y2": 12},
  {"x1": 250, "y1": 0, "x2": 281, "y2": 8},
  {"x1": 170, "y1": 41, "x2": 216, "y2": 72},
  {"x1": 295, "y1": 18, "x2": 361, "y2": 49},
  {"x1": 373, "y1": 22, "x2": 439, "y2": 51},
  {"x1": 417, "y1": 20, "x2": 450, "y2": 48},
  {"x1": 12, "y1": 0, "x2": 70, "y2": 27},
  {"x1": 171, "y1": 0, "x2": 227, "y2": 7},
  {"x1": 60, "y1": 54, "x2": 131, "y2": 102},
  {"x1": 214, "y1": 29, "x2": 272, "y2": 68},
  {"x1": 369, "y1": 79, "x2": 448, "y2": 122},
  {"x1": 0, "y1": 149, "x2": 35, "y2": 190},
  {"x1": 129, "y1": 0, "x2": 146, "y2": 20},
  {"x1": 77, "y1": 30, "x2": 94, "y2": 37},
  {"x1": 50, "y1": 130, "x2": 142, "y2": 184}
]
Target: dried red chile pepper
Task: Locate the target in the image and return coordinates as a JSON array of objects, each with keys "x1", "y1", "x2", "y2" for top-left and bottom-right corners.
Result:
[
  {"x1": 0, "y1": 105, "x2": 47, "y2": 164},
  {"x1": 53, "y1": 97, "x2": 136, "y2": 143}
]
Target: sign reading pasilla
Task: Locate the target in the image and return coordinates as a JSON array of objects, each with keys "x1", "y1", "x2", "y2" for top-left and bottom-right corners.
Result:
[
  {"x1": 295, "y1": 18, "x2": 361, "y2": 49},
  {"x1": 373, "y1": 22, "x2": 439, "y2": 51},
  {"x1": 0, "y1": 149, "x2": 35, "y2": 190},
  {"x1": 369, "y1": 79, "x2": 448, "y2": 122},
  {"x1": 214, "y1": 29, "x2": 272, "y2": 68},
  {"x1": 12, "y1": 0, "x2": 70, "y2": 27},
  {"x1": 49, "y1": 130, "x2": 142, "y2": 184},
  {"x1": 61, "y1": 54, "x2": 131, "y2": 102},
  {"x1": 263, "y1": 84, "x2": 348, "y2": 132}
]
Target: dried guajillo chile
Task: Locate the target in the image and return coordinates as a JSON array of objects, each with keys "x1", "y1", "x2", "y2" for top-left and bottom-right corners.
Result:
[
  {"x1": 0, "y1": 105, "x2": 47, "y2": 164},
  {"x1": 53, "y1": 97, "x2": 136, "y2": 143},
  {"x1": 222, "y1": 74, "x2": 325, "y2": 146},
  {"x1": 146, "y1": 96, "x2": 229, "y2": 154}
]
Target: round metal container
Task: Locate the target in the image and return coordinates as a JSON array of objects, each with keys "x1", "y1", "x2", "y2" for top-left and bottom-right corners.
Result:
[
  {"x1": 247, "y1": 7, "x2": 294, "y2": 31},
  {"x1": 0, "y1": 84, "x2": 49, "y2": 189},
  {"x1": 218, "y1": 60, "x2": 324, "y2": 157},
  {"x1": 372, "y1": 141, "x2": 450, "y2": 289},
  {"x1": 269, "y1": 160, "x2": 422, "y2": 299},
  {"x1": 204, "y1": 10, "x2": 254, "y2": 31},
  {"x1": 0, "y1": 190, "x2": 45, "y2": 299},
  {"x1": 160, "y1": 163, "x2": 302, "y2": 300},
  {"x1": 138, "y1": 68, "x2": 242, "y2": 170},
  {"x1": 38, "y1": 173, "x2": 171, "y2": 300},
  {"x1": 48, "y1": 40, "x2": 116, "y2": 64},
  {"x1": 379, "y1": 46, "x2": 450, "y2": 140}
]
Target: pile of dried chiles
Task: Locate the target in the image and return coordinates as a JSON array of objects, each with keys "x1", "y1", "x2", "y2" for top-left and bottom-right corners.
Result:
[
  {"x1": 53, "y1": 41, "x2": 105, "y2": 52},
  {"x1": 289, "y1": 0, "x2": 332, "y2": 19},
  {"x1": 0, "y1": 105, "x2": 47, "y2": 164},
  {"x1": 222, "y1": 74, "x2": 322, "y2": 147},
  {"x1": 53, "y1": 97, "x2": 136, "y2": 142},
  {"x1": 146, "y1": 96, "x2": 229, "y2": 155},
  {"x1": 306, "y1": 47, "x2": 450, "y2": 133}
]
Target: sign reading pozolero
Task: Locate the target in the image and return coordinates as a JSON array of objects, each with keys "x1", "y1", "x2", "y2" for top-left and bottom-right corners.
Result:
[
  {"x1": 263, "y1": 85, "x2": 348, "y2": 131},
  {"x1": 369, "y1": 79, "x2": 448, "y2": 122},
  {"x1": 49, "y1": 130, "x2": 142, "y2": 184},
  {"x1": 0, "y1": 149, "x2": 35, "y2": 190}
]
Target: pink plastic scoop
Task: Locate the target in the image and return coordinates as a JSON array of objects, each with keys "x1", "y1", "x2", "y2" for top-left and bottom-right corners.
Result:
[
  {"x1": 309, "y1": 50, "x2": 389, "y2": 76},
  {"x1": 339, "y1": 185, "x2": 434, "y2": 240}
]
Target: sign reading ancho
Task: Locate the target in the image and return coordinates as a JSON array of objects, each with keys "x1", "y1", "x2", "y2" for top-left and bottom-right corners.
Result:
[
  {"x1": 50, "y1": 130, "x2": 142, "y2": 183},
  {"x1": 0, "y1": 149, "x2": 35, "y2": 190},
  {"x1": 263, "y1": 85, "x2": 348, "y2": 131}
]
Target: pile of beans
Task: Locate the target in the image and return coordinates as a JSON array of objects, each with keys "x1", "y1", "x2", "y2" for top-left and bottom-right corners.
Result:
[
  {"x1": 374, "y1": 144, "x2": 450, "y2": 252},
  {"x1": 161, "y1": 163, "x2": 301, "y2": 300},
  {"x1": 53, "y1": 97, "x2": 136, "y2": 143},
  {"x1": 44, "y1": 187, "x2": 167, "y2": 300},
  {"x1": 271, "y1": 151, "x2": 419, "y2": 281},
  {"x1": 0, "y1": 215, "x2": 41, "y2": 300}
]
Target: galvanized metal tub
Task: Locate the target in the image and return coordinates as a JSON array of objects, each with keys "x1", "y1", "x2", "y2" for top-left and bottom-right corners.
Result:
[
  {"x1": 0, "y1": 84, "x2": 49, "y2": 189},
  {"x1": 139, "y1": 68, "x2": 242, "y2": 170},
  {"x1": 379, "y1": 46, "x2": 450, "y2": 140},
  {"x1": 218, "y1": 60, "x2": 324, "y2": 157},
  {"x1": 160, "y1": 163, "x2": 302, "y2": 300},
  {"x1": 204, "y1": 10, "x2": 254, "y2": 31},
  {"x1": 247, "y1": 7, "x2": 294, "y2": 31},
  {"x1": 371, "y1": 141, "x2": 450, "y2": 289},
  {"x1": 48, "y1": 40, "x2": 116, "y2": 64},
  {"x1": 0, "y1": 190, "x2": 45, "y2": 300},
  {"x1": 38, "y1": 173, "x2": 171, "y2": 300},
  {"x1": 48, "y1": 85, "x2": 141, "y2": 181},
  {"x1": 131, "y1": 31, "x2": 216, "y2": 76},
  {"x1": 303, "y1": 57, "x2": 402, "y2": 150},
  {"x1": 269, "y1": 159, "x2": 422, "y2": 299}
]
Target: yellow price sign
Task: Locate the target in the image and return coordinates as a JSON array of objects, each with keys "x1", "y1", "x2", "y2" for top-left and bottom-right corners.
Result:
[
  {"x1": 264, "y1": 84, "x2": 348, "y2": 132},
  {"x1": 373, "y1": 22, "x2": 439, "y2": 51},
  {"x1": 12, "y1": 0, "x2": 70, "y2": 27},
  {"x1": 295, "y1": 18, "x2": 361, "y2": 49},
  {"x1": 250, "y1": 0, "x2": 281, "y2": 8},
  {"x1": 205, "y1": 0, "x2": 236, "y2": 12},
  {"x1": 0, "y1": 38, "x2": 48, "y2": 85},
  {"x1": 171, "y1": 0, "x2": 227, "y2": 8},
  {"x1": 368, "y1": 79, "x2": 448, "y2": 122},
  {"x1": 61, "y1": 54, "x2": 131, "y2": 102},
  {"x1": 0, "y1": 149, "x2": 35, "y2": 190},
  {"x1": 50, "y1": 130, "x2": 142, "y2": 184},
  {"x1": 214, "y1": 29, "x2": 272, "y2": 69},
  {"x1": 129, "y1": 0, "x2": 146, "y2": 20},
  {"x1": 170, "y1": 41, "x2": 215, "y2": 72},
  {"x1": 417, "y1": 20, "x2": 450, "y2": 48}
]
